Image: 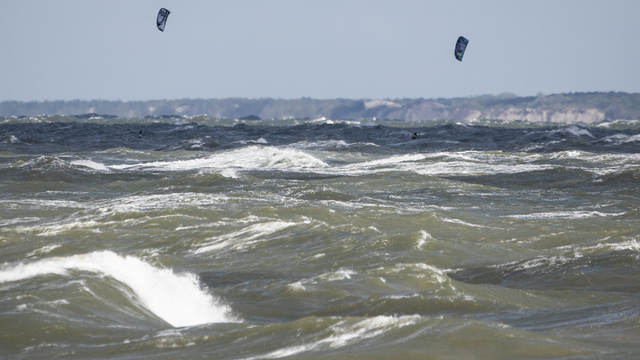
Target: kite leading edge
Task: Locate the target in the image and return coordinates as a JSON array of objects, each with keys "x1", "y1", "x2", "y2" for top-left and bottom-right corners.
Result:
[
  {"x1": 157, "y1": 8, "x2": 171, "y2": 32},
  {"x1": 455, "y1": 36, "x2": 468, "y2": 61}
]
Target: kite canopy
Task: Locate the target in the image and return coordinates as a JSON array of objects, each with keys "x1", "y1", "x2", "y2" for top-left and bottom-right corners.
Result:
[
  {"x1": 454, "y1": 36, "x2": 468, "y2": 61},
  {"x1": 157, "y1": 8, "x2": 170, "y2": 32}
]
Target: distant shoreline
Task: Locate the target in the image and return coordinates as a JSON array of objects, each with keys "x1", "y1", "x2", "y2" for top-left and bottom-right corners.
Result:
[{"x1": 2, "y1": 92, "x2": 639, "y2": 123}]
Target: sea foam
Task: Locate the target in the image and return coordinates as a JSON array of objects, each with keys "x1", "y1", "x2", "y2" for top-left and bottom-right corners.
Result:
[
  {"x1": 0, "y1": 251, "x2": 236, "y2": 327},
  {"x1": 70, "y1": 159, "x2": 110, "y2": 172},
  {"x1": 244, "y1": 315, "x2": 421, "y2": 360},
  {"x1": 110, "y1": 145, "x2": 328, "y2": 172}
]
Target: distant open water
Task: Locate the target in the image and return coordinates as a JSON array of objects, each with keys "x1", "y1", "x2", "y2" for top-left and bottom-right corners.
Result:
[{"x1": 1, "y1": 116, "x2": 640, "y2": 359}]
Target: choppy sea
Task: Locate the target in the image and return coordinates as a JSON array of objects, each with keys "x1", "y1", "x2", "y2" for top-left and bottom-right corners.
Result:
[{"x1": 1, "y1": 115, "x2": 640, "y2": 359}]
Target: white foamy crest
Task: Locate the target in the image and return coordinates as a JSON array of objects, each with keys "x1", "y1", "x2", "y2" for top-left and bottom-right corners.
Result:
[
  {"x1": 287, "y1": 281, "x2": 307, "y2": 292},
  {"x1": 99, "y1": 193, "x2": 230, "y2": 213},
  {"x1": 246, "y1": 315, "x2": 420, "y2": 360},
  {"x1": 70, "y1": 160, "x2": 110, "y2": 172},
  {"x1": 314, "y1": 268, "x2": 356, "y2": 282},
  {"x1": 564, "y1": 126, "x2": 595, "y2": 138},
  {"x1": 219, "y1": 168, "x2": 240, "y2": 178},
  {"x1": 194, "y1": 220, "x2": 299, "y2": 254},
  {"x1": 0, "y1": 134, "x2": 19, "y2": 143},
  {"x1": 412, "y1": 160, "x2": 552, "y2": 177},
  {"x1": 624, "y1": 134, "x2": 640, "y2": 143},
  {"x1": 606, "y1": 239, "x2": 640, "y2": 252},
  {"x1": 355, "y1": 154, "x2": 427, "y2": 169},
  {"x1": 507, "y1": 211, "x2": 624, "y2": 220},
  {"x1": 237, "y1": 138, "x2": 268, "y2": 145},
  {"x1": 574, "y1": 239, "x2": 640, "y2": 255},
  {"x1": 548, "y1": 126, "x2": 594, "y2": 138},
  {"x1": 26, "y1": 244, "x2": 61, "y2": 258},
  {"x1": 0, "y1": 251, "x2": 236, "y2": 327},
  {"x1": 197, "y1": 168, "x2": 241, "y2": 179},
  {"x1": 110, "y1": 145, "x2": 327, "y2": 172},
  {"x1": 340, "y1": 151, "x2": 554, "y2": 177},
  {"x1": 290, "y1": 140, "x2": 349, "y2": 149},
  {"x1": 290, "y1": 140, "x2": 379, "y2": 150},
  {"x1": 416, "y1": 230, "x2": 432, "y2": 249},
  {"x1": 384, "y1": 263, "x2": 449, "y2": 284},
  {"x1": 441, "y1": 217, "x2": 491, "y2": 228},
  {"x1": 19, "y1": 156, "x2": 109, "y2": 173},
  {"x1": 597, "y1": 133, "x2": 640, "y2": 146},
  {"x1": 498, "y1": 255, "x2": 570, "y2": 272}
]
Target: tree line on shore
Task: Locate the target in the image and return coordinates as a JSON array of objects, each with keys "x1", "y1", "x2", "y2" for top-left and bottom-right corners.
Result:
[{"x1": 1, "y1": 92, "x2": 639, "y2": 123}]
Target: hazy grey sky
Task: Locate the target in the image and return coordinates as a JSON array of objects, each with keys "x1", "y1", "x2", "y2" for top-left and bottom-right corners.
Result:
[{"x1": 2, "y1": 0, "x2": 639, "y2": 101}]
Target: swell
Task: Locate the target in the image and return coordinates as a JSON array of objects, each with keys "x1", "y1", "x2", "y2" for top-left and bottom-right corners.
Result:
[
  {"x1": 2, "y1": 120, "x2": 640, "y2": 155},
  {"x1": 449, "y1": 240, "x2": 640, "y2": 292}
]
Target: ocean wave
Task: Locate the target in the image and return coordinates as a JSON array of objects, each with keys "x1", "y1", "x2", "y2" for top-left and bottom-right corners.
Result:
[
  {"x1": 96, "y1": 193, "x2": 232, "y2": 213},
  {"x1": 242, "y1": 315, "x2": 421, "y2": 360},
  {"x1": 451, "y1": 239, "x2": 640, "y2": 292},
  {"x1": 289, "y1": 139, "x2": 380, "y2": 151},
  {"x1": 110, "y1": 145, "x2": 328, "y2": 172},
  {"x1": 0, "y1": 251, "x2": 236, "y2": 327},
  {"x1": 0, "y1": 134, "x2": 19, "y2": 143},
  {"x1": 506, "y1": 211, "x2": 624, "y2": 220},
  {"x1": 589, "y1": 168, "x2": 640, "y2": 186},
  {"x1": 551, "y1": 125, "x2": 595, "y2": 138},
  {"x1": 193, "y1": 220, "x2": 302, "y2": 254},
  {"x1": 16, "y1": 156, "x2": 110, "y2": 175}
]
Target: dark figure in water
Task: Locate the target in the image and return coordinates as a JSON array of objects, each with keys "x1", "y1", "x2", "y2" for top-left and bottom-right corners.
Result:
[
  {"x1": 412, "y1": 132, "x2": 417, "y2": 139},
  {"x1": 138, "y1": 130, "x2": 143, "y2": 139}
]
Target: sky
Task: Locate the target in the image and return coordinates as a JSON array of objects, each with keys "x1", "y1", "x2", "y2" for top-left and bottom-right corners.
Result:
[{"x1": 1, "y1": 0, "x2": 639, "y2": 102}]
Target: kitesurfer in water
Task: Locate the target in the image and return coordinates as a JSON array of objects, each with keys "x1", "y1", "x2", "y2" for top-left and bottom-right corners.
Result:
[{"x1": 412, "y1": 132, "x2": 417, "y2": 139}]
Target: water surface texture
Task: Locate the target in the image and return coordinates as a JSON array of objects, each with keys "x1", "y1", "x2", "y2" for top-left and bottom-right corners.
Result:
[{"x1": 1, "y1": 117, "x2": 640, "y2": 359}]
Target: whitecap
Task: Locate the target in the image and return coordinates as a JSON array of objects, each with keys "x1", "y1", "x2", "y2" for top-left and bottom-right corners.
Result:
[
  {"x1": 0, "y1": 135, "x2": 19, "y2": 143},
  {"x1": 565, "y1": 125, "x2": 595, "y2": 138},
  {"x1": 70, "y1": 160, "x2": 110, "y2": 172},
  {"x1": 194, "y1": 220, "x2": 298, "y2": 254},
  {"x1": 506, "y1": 211, "x2": 623, "y2": 220},
  {"x1": 314, "y1": 268, "x2": 356, "y2": 282},
  {"x1": 243, "y1": 315, "x2": 421, "y2": 360},
  {"x1": 623, "y1": 134, "x2": 640, "y2": 143},
  {"x1": 441, "y1": 217, "x2": 491, "y2": 228},
  {"x1": 416, "y1": 230, "x2": 433, "y2": 249},
  {"x1": 287, "y1": 281, "x2": 307, "y2": 291},
  {"x1": 219, "y1": 168, "x2": 240, "y2": 178},
  {"x1": 0, "y1": 251, "x2": 236, "y2": 327},
  {"x1": 110, "y1": 146, "x2": 328, "y2": 172},
  {"x1": 548, "y1": 125, "x2": 594, "y2": 138},
  {"x1": 26, "y1": 244, "x2": 61, "y2": 257}
]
